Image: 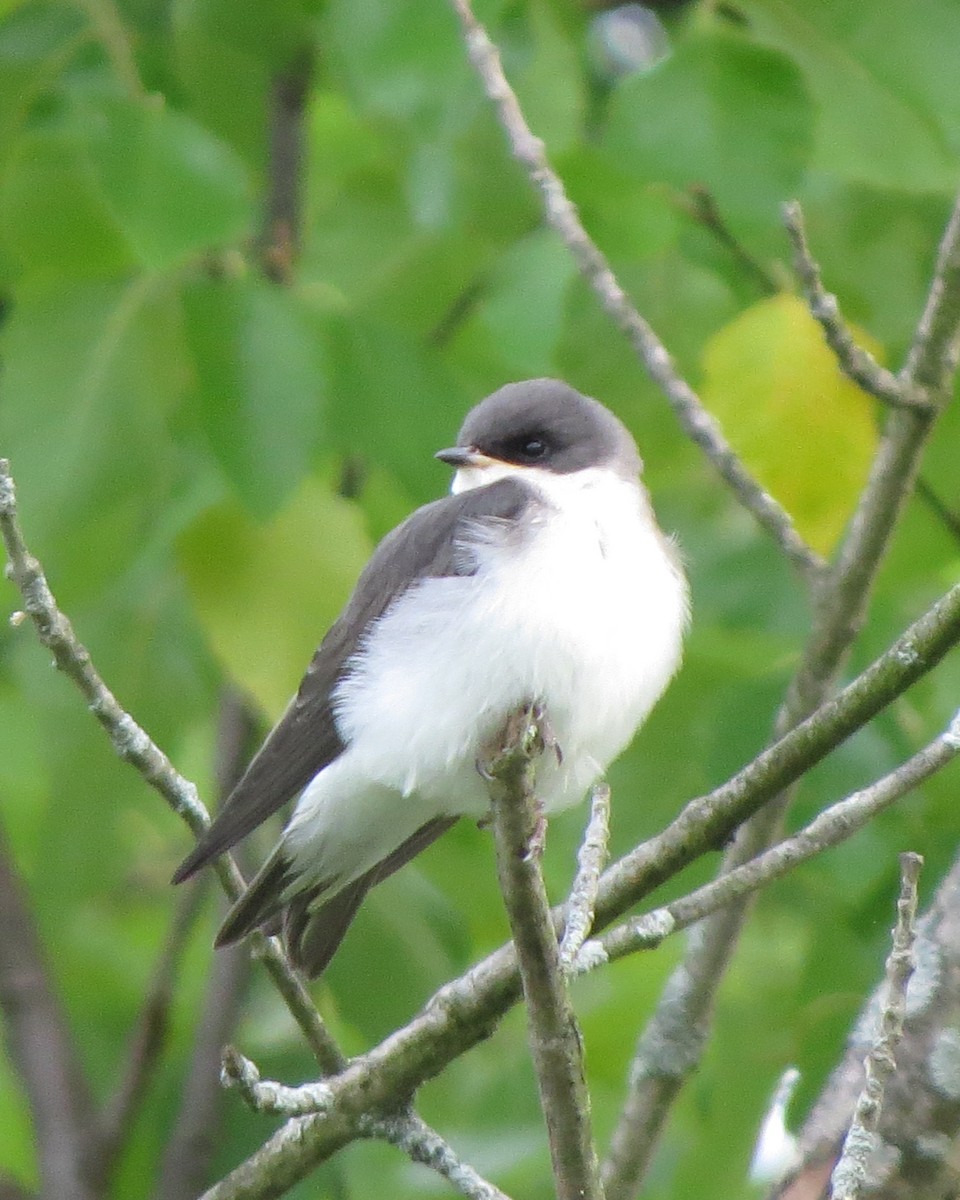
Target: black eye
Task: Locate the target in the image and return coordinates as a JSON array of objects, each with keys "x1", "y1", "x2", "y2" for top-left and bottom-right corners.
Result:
[{"x1": 518, "y1": 437, "x2": 547, "y2": 460}]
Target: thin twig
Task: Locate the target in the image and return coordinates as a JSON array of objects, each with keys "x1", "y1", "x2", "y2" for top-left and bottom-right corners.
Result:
[
  {"x1": 604, "y1": 190, "x2": 960, "y2": 1196},
  {"x1": 192, "y1": 584, "x2": 960, "y2": 1198},
  {"x1": 1, "y1": 461, "x2": 517, "y2": 1200},
  {"x1": 592, "y1": 719, "x2": 957, "y2": 969},
  {"x1": 903, "y1": 193, "x2": 960, "y2": 397},
  {"x1": 783, "y1": 202, "x2": 926, "y2": 411},
  {"x1": 156, "y1": 691, "x2": 258, "y2": 1200},
  {"x1": 830, "y1": 853, "x2": 922, "y2": 1200},
  {"x1": 685, "y1": 185, "x2": 781, "y2": 296},
  {"x1": 481, "y1": 706, "x2": 603, "y2": 1200},
  {"x1": 0, "y1": 457, "x2": 343, "y2": 1074},
  {"x1": 0, "y1": 820, "x2": 96, "y2": 1200},
  {"x1": 362, "y1": 1112, "x2": 513, "y2": 1200},
  {"x1": 93, "y1": 880, "x2": 209, "y2": 1189},
  {"x1": 221, "y1": 1046, "x2": 334, "y2": 1117},
  {"x1": 560, "y1": 783, "x2": 610, "y2": 970},
  {"x1": 449, "y1": 0, "x2": 823, "y2": 585}
]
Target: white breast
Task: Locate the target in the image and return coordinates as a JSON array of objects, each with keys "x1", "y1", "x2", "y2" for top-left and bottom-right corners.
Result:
[{"x1": 332, "y1": 466, "x2": 688, "y2": 818}]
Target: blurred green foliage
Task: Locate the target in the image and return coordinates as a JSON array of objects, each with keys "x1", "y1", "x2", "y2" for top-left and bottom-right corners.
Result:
[{"x1": 0, "y1": 0, "x2": 958, "y2": 1197}]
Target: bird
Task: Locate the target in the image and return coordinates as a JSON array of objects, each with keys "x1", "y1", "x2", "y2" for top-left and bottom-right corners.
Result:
[{"x1": 173, "y1": 378, "x2": 689, "y2": 977}]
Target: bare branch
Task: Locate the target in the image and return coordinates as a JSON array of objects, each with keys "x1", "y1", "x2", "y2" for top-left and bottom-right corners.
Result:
[
  {"x1": 560, "y1": 783, "x2": 610, "y2": 970},
  {"x1": 783, "y1": 202, "x2": 925, "y2": 411},
  {"x1": 156, "y1": 691, "x2": 258, "y2": 1200},
  {"x1": 193, "y1": 583, "x2": 960, "y2": 1198},
  {"x1": 829, "y1": 854, "x2": 922, "y2": 1200},
  {"x1": 774, "y1": 844, "x2": 960, "y2": 1199},
  {"x1": 686, "y1": 185, "x2": 781, "y2": 296},
  {"x1": 903, "y1": 193, "x2": 960, "y2": 397},
  {"x1": 448, "y1": 0, "x2": 824, "y2": 584},
  {"x1": 594, "y1": 721, "x2": 957, "y2": 969},
  {"x1": 361, "y1": 1112, "x2": 514, "y2": 1200},
  {"x1": 605, "y1": 185, "x2": 960, "y2": 1193},
  {"x1": 221, "y1": 1046, "x2": 334, "y2": 1117},
  {"x1": 0, "y1": 820, "x2": 96, "y2": 1200},
  {"x1": 259, "y1": 48, "x2": 314, "y2": 283},
  {"x1": 481, "y1": 706, "x2": 603, "y2": 1200},
  {"x1": 93, "y1": 880, "x2": 209, "y2": 1189},
  {"x1": 0, "y1": 456, "x2": 343, "y2": 1073}
]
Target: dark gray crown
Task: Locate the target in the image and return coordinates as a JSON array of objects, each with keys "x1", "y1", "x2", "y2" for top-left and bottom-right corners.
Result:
[{"x1": 456, "y1": 379, "x2": 641, "y2": 478}]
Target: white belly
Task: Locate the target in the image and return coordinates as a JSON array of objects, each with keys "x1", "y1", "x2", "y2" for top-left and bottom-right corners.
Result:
[{"x1": 331, "y1": 468, "x2": 687, "y2": 818}]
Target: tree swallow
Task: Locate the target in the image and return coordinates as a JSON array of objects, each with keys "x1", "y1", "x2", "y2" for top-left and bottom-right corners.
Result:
[{"x1": 174, "y1": 379, "x2": 688, "y2": 976}]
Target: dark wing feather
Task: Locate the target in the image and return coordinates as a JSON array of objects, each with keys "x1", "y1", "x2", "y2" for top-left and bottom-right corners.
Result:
[{"x1": 173, "y1": 477, "x2": 531, "y2": 883}]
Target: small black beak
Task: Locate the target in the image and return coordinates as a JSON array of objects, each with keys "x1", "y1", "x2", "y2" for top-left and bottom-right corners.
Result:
[{"x1": 435, "y1": 446, "x2": 478, "y2": 467}]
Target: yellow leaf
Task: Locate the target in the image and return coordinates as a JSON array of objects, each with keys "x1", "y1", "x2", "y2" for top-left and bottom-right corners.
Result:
[
  {"x1": 178, "y1": 476, "x2": 373, "y2": 718},
  {"x1": 701, "y1": 293, "x2": 880, "y2": 556}
]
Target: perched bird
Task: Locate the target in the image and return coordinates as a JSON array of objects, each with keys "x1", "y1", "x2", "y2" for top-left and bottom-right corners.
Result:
[{"x1": 173, "y1": 379, "x2": 688, "y2": 976}]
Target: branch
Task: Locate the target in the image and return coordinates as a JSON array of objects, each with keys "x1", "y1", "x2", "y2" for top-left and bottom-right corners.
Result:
[
  {"x1": 830, "y1": 853, "x2": 922, "y2": 1200},
  {"x1": 448, "y1": 0, "x2": 824, "y2": 585},
  {"x1": 789, "y1": 191, "x2": 960, "y2": 722},
  {"x1": 0, "y1": 820, "x2": 96, "y2": 1200},
  {"x1": 91, "y1": 880, "x2": 209, "y2": 1189},
  {"x1": 156, "y1": 691, "x2": 258, "y2": 1200},
  {"x1": 605, "y1": 189, "x2": 960, "y2": 1194},
  {"x1": 202, "y1": 587, "x2": 960, "y2": 1197},
  {"x1": 783, "y1": 202, "x2": 926, "y2": 411},
  {"x1": 6, "y1": 454, "x2": 960, "y2": 1196},
  {"x1": 774, "y1": 845, "x2": 960, "y2": 1200},
  {"x1": 903, "y1": 192, "x2": 960, "y2": 398},
  {"x1": 0, "y1": 457, "x2": 343, "y2": 1073},
  {"x1": 686, "y1": 185, "x2": 781, "y2": 297},
  {"x1": 481, "y1": 706, "x2": 603, "y2": 1200},
  {"x1": 560, "y1": 783, "x2": 610, "y2": 971},
  {"x1": 258, "y1": 48, "x2": 314, "y2": 283},
  {"x1": 361, "y1": 1111, "x2": 513, "y2": 1200},
  {"x1": 592, "y1": 724, "x2": 957, "y2": 969}
]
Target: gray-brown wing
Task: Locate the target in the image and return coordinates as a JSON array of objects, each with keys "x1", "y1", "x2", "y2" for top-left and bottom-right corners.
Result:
[{"x1": 172, "y1": 476, "x2": 532, "y2": 883}]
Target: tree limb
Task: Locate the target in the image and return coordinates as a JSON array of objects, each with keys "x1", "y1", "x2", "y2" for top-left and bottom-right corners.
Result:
[
  {"x1": 196, "y1": 583, "x2": 960, "y2": 1197},
  {"x1": 0, "y1": 819, "x2": 96, "y2": 1200},
  {"x1": 783, "y1": 202, "x2": 925, "y2": 411},
  {"x1": 481, "y1": 706, "x2": 603, "y2": 1200},
  {"x1": 448, "y1": 0, "x2": 824, "y2": 585},
  {"x1": 830, "y1": 853, "x2": 922, "y2": 1200}
]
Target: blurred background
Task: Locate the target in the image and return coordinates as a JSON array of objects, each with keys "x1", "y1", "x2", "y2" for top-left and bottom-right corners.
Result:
[{"x1": 1, "y1": 0, "x2": 959, "y2": 1196}]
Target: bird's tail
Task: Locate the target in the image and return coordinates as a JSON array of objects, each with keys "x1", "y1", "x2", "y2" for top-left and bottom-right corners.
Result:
[{"x1": 215, "y1": 815, "x2": 460, "y2": 977}]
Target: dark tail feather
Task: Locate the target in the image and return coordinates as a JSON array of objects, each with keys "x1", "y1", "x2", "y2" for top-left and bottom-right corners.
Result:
[
  {"x1": 215, "y1": 852, "x2": 298, "y2": 948},
  {"x1": 284, "y1": 814, "x2": 460, "y2": 976},
  {"x1": 284, "y1": 878, "x2": 372, "y2": 977},
  {"x1": 217, "y1": 815, "x2": 461, "y2": 977}
]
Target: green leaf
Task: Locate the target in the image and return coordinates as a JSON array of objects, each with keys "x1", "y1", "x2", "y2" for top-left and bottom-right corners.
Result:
[
  {"x1": 0, "y1": 124, "x2": 137, "y2": 280},
  {"x1": 741, "y1": 0, "x2": 960, "y2": 193},
  {"x1": 77, "y1": 94, "x2": 254, "y2": 271},
  {"x1": 177, "y1": 477, "x2": 372, "y2": 718},
  {"x1": 0, "y1": 1, "x2": 85, "y2": 166},
  {"x1": 182, "y1": 277, "x2": 327, "y2": 517},
  {"x1": 0, "y1": 278, "x2": 187, "y2": 597},
  {"x1": 700, "y1": 292, "x2": 879, "y2": 555},
  {"x1": 323, "y1": 0, "x2": 469, "y2": 134},
  {"x1": 323, "y1": 313, "x2": 471, "y2": 502},
  {"x1": 472, "y1": 230, "x2": 578, "y2": 375},
  {"x1": 602, "y1": 29, "x2": 814, "y2": 234},
  {"x1": 172, "y1": 0, "x2": 317, "y2": 163}
]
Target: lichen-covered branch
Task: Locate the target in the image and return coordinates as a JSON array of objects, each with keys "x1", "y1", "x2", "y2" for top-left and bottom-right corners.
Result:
[
  {"x1": 448, "y1": 0, "x2": 822, "y2": 584},
  {"x1": 481, "y1": 707, "x2": 603, "y2": 1200},
  {"x1": 830, "y1": 853, "x2": 922, "y2": 1200}
]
